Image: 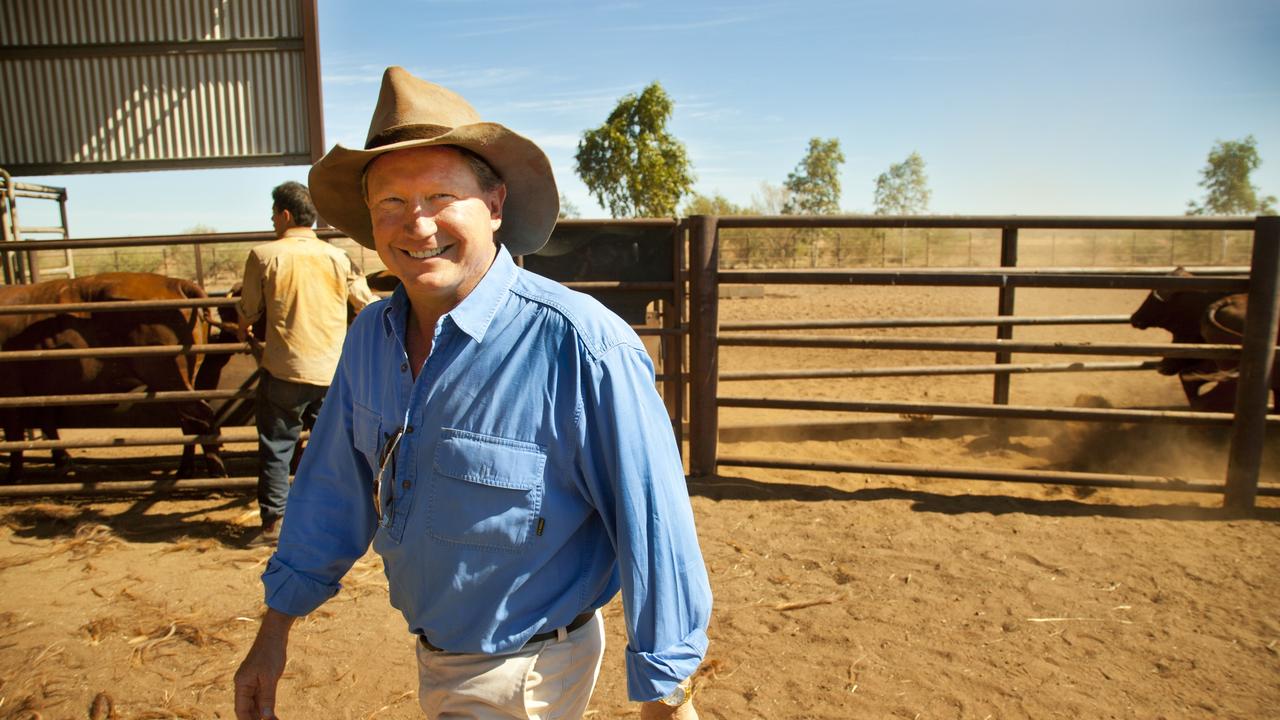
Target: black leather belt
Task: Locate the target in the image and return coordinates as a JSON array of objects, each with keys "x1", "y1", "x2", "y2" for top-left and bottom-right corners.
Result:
[{"x1": 418, "y1": 611, "x2": 594, "y2": 652}]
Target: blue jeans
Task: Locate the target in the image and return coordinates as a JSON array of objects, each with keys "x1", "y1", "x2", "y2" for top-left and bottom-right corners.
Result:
[{"x1": 256, "y1": 372, "x2": 327, "y2": 524}]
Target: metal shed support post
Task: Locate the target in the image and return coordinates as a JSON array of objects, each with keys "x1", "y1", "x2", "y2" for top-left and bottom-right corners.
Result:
[
  {"x1": 688, "y1": 215, "x2": 720, "y2": 479},
  {"x1": 1224, "y1": 216, "x2": 1280, "y2": 511}
]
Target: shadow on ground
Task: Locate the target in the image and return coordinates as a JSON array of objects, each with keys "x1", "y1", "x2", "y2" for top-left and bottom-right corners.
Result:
[
  {"x1": 0, "y1": 493, "x2": 256, "y2": 547},
  {"x1": 688, "y1": 473, "x2": 1280, "y2": 522}
]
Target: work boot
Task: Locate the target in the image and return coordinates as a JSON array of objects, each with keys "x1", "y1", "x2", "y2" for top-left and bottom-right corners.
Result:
[{"x1": 246, "y1": 519, "x2": 280, "y2": 548}]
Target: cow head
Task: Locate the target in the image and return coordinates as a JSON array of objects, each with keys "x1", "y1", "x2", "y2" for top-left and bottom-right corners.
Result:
[{"x1": 1130, "y1": 267, "x2": 1193, "y2": 331}]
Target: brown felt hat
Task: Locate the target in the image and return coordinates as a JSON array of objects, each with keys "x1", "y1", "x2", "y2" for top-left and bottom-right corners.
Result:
[{"x1": 309, "y1": 67, "x2": 558, "y2": 255}]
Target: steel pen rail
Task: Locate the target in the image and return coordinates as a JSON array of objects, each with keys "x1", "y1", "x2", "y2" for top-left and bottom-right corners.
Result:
[{"x1": 686, "y1": 214, "x2": 1280, "y2": 510}]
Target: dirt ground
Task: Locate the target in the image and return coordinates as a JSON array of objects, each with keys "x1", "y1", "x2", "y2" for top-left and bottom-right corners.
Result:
[{"x1": 2, "y1": 285, "x2": 1278, "y2": 720}]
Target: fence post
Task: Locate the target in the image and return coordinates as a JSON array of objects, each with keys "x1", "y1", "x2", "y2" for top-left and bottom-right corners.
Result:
[
  {"x1": 1224, "y1": 216, "x2": 1280, "y2": 511},
  {"x1": 993, "y1": 227, "x2": 1018, "y2": 404},
  {"x1": 193, "y1": 243, "x2": 205, "y2": 287},
  {"x1": 688, "y1": 215, "x2": 719, "y2": 479},
  {"x1": 664, "y1": 222, "x2": 686, "y2": 451}
]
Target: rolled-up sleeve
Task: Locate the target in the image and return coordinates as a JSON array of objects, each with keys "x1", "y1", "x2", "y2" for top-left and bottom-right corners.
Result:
[
  {"x1": 575, "y1": 342, "x2": 712, "y2": 702},
  {"x1": 236, "y1": 250, "x2": 265, "y2": 327},
  {"x1": 262, "y1": 343, "x2": 379, "y2": 616},
  {"x1": 344, "y1": 258, "x2": 379, "y2": 313}
]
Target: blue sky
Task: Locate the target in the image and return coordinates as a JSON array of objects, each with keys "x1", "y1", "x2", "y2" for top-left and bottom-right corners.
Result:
[{"x1": 19, "y1": 0, "x2": 1280, "y2": 237}]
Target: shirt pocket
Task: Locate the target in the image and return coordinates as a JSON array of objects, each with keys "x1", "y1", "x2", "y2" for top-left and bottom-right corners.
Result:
[
  {"x1": 352, "y1": 401, "x2": 382, "y2": 473},
  {"x1": 428, "y1": 428, "x2": 546, "y2": 552}
]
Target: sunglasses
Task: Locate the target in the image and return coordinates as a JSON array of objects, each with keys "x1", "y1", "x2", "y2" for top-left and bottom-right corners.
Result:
[{"x1": 372, "y1": 427, "x2": 405, "y2": 525}]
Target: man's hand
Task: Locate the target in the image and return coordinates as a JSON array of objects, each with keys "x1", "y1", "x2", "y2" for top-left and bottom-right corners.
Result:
[
  {"x1": 234, "y1": 322, "x2": 248, "y2": 343},
  {"x1": 234, "y1": 609, "x2": 296, "y2": 720},
  {"x1": 640, "y1": 699, "x2": 699, "y2": 720}
]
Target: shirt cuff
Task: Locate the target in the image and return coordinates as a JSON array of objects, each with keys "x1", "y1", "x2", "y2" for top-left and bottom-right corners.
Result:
[
  {"x1": 624, "y1": 627, "x2": 709, "y2": 702},
  {"x1": 262, "y1": 555, "x2": 342, "y2": 617}
]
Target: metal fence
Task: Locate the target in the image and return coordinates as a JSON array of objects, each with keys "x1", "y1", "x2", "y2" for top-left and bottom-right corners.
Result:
[
  {"x1": 686, "y1": 215, "x2": 1280, "y2": 511},
  {"x1": 0, "y1": 221, "x2": 686, "y2": 496},
  {"x1": 3, "y1": 216, "x2": 1279, "y2": 511}
]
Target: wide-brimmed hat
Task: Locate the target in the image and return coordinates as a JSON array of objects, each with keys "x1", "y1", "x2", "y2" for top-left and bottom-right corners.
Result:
[{"x1": 309, "y1": 66, "x2": 558, "y2": 255}]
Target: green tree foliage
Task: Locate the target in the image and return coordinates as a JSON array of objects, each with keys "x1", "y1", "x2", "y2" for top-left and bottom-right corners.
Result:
[
  {"x1": 575, "y1": 82, "x2": 695, "y2": 217},
  {"x1": 782, "y1": 138, "x2": 845, "y2": 214},
  {"x1": 681, "y1": 192, "x2": 747, "y2": 216},
  {"x1": 1187, "y1": 136, "x2": 1277, "y2": 215},
  {"x1": 873, "y1": 151, "x2": 931, "y2": 215}
]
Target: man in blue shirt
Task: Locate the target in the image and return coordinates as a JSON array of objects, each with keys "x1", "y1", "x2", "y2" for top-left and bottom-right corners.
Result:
[{"x1": 233, "y1": 67, "x2": 711, "y2": 720}]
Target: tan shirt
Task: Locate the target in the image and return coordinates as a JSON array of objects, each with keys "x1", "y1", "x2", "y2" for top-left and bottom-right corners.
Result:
[{"x1": 236, "y1": 227, "x2": 379, "y2": 385}]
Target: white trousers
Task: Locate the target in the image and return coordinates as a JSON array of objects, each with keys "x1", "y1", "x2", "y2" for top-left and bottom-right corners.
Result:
[{"x1": 415, "y1": 610, "x2": 606, "y2": 720}]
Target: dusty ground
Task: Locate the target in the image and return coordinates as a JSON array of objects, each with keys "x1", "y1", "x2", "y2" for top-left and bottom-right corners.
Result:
[{"x1": 2, "y1": 286, "x2": 1277, "y2": 720}]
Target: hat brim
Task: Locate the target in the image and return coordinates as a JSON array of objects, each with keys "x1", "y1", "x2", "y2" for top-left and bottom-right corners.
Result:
[{"x1": 308, "y1": 123, "x2": 558, "y2": 256}]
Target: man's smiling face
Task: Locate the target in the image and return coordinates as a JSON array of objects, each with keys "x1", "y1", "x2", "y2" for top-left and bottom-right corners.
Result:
[{"x1": 364, "y1": 145, "x2": 506, "y2": 311}]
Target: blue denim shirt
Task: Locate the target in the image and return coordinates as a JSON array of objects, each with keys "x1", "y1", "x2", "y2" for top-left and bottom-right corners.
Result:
[{"x1": 262, "y1": 246, "x2": 712, "y2": 701}]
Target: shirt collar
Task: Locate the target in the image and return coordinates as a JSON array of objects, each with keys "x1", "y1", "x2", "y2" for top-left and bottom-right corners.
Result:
[
  {"x1": 380, "y1": 244, "x2": 518, "y2": 344},
  {"x1": 280, "y1": 226, "x2": 318, "y2": 240}
]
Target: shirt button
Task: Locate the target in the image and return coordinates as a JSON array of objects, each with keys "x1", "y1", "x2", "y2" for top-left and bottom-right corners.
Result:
[
  {"x1": 400, "y1": 363, "x2": 408, "y2": 372},
  {"x1": 406, "y1": 425, "x2": 414, "y2": 433},
  {"x1": 401, "y1": 480, "x2": 411, "y2": 490}
]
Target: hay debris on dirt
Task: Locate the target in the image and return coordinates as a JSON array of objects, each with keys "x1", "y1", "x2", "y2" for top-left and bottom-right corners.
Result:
[
  {"x1": 1026, "y1": 616, "x2": 1134, "y2": 624},
  {"x1": 362, "y1": 689, "x2": 415, "y2": 719},
  {"x1": 774, "y1": 593, "x2": 845, "y2": 612},
  {"x1": 0, "y1": 644, "x2": 75, "y2": 719},
  {"x1": 55, "y1": 524, "x2": 121, "y2": 560},
  {"x1": 128, "y1": 618, "x2": 234, "y2": 666},
  {"x1": 154, "y1": 539, "x2": 219, "y2": 555},
  {"x1": 0, "y1": 551, "x2": 52, "y2": 572},
  {"x1": 81, "y1": 618, "x2": 119, "y2": 646}
]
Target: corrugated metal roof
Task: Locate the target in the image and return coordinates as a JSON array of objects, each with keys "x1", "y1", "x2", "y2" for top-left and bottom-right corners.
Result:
[{"x1": 0, "y1": 0, "x2": 322, "y2": 176}]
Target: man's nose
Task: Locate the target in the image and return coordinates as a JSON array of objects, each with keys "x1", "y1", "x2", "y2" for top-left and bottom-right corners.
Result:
[{"x1": 406, "y1": 207, "x2": 438, "y2": 235}]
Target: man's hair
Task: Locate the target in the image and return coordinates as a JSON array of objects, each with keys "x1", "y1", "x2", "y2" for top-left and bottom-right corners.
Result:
[
  {"x1": 457, "y1": 147, "x2": 504, "y2": 193},
  {"x1": 272, "y1": 181, "x2": 318, "y2": 227},
  {"x1": 360, "y1": 145, "x2": 505, "y2": 201}
]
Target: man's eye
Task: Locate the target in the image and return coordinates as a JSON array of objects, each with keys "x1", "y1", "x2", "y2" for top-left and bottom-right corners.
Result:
[{"x1": 377, "y1": 198, "x2": 404, "y2": 210}]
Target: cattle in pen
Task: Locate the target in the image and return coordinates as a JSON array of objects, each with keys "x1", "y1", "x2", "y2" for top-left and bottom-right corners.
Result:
[
  {"x1": 1130, "y1": 270, "x2": 1278, "y2": 413},
  {"x1": 0, "y1": 272, "x2": 228, "y2": 483}
]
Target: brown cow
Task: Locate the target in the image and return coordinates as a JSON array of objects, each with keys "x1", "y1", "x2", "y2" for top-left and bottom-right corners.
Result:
[
  {"x1": 1130, "y1": 269, "x2": 1279, "y2": 412},
  {"x1": 1, "y1": 272, "x2": 227, "y2": 482}
]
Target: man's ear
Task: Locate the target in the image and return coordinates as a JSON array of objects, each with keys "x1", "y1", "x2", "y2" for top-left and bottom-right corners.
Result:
[
  {"x1": 281, "y1": 209, "x2": 295, "y2": 227},
  {"x1": 489, "y1": 184, "x2": 507, "y2": 232}
]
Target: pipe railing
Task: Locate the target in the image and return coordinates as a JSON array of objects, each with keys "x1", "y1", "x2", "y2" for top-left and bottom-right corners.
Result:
[
  {"x1": 0, "y1": 343, "x2": 247, "y2": 361},
  {"x1": 0, "y1": 389, "x2": 250, "y2": 408},
  {"x1": 720, "y1": 360, "x2": 1164, "y2": 382},
  {"x1": 0, "y1": 297, "x2": 235, "y2": 314},
  {"x1": 717, "y1": 268, "x2": 1249, "y2": 291},
  {"x1": 0, "y1": 429, "x2": 307, "y2": 453},
  {"x1": 718, "y1": 396, "x2": 1280, "y2": 427},
  {"x1": 721, "y1": 314, "x2": 1135, "y2": 330},
  {"x1": 686, "y1": 213, "x2": 1279, "y2": 511},
  {"x1": 6, "y1": 216, "x2": 1274, "y2": 507},
  {"x1": 717, "y1": 335, "x2": 1253, "y2": 358},
  {"x1": 713, "y1": 214, "x2": 1257, "y2": 231},
  {"x1": 2, "y1": 220, "x2": 693, "y2": 494}
]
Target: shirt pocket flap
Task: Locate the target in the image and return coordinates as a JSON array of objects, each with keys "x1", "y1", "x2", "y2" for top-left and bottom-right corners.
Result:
[
  {"x1": 434, "y1": 429, "x2": 546, "y2": 490},
  {"x1": 353, "y1": 402, "x2": 382, "y2": 460}
]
